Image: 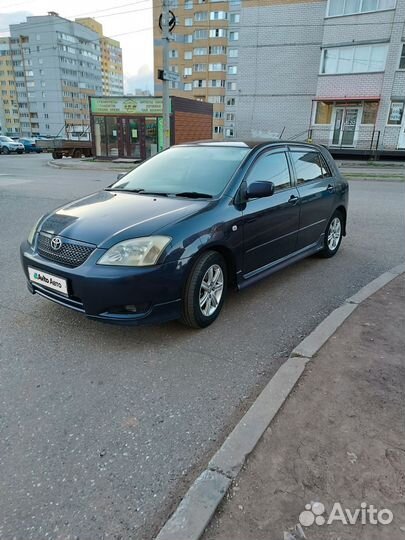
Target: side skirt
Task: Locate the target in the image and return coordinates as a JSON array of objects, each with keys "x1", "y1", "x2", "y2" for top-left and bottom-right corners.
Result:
[{"x1": 238, "y1": 236, "x2": 324, "y2": 290}]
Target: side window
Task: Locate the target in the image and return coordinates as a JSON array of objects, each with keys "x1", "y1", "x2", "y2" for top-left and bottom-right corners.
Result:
[
  {"x1": 247, "y1": 152, "x2": 291, "y2": 191},
  {"x1": 291, "y1": 151, "x2": 324, "y2": 183},
  {"x1": 319, "y1": 153, "x2": 333, "y2": 178}
]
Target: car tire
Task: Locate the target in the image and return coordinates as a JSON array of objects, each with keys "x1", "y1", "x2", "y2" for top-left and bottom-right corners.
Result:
[
  {"x1": 318, "y1": 210, "x2": 344, "y2": 258},
  {"x1": 17, "y1": 149, "x2": 23, "y2": 154},
  {"x1": 2, "y1": 146, "x2": 10, "y2": 154},
  {"x1": 180, "y1": 251, "x2": 227, "y2": 329}
]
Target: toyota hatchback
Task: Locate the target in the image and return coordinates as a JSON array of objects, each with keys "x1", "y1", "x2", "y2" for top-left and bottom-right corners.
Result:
[{"x1": 21, "y1": 141, "x2": 348, "y2": 328}]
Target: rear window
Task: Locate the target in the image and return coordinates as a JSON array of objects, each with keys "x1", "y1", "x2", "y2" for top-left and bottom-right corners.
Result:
[{"x1": 290, "y1": 151, "x2": 327, "y2": 183}]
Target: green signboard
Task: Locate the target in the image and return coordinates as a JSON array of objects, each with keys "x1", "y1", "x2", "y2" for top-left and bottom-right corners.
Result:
[
  {"x1": 90, "y1": 96, "x2": 163, "y2": 115},
  {"x1": 157, "y1": 117, "x2": 164, "y2": 152}
]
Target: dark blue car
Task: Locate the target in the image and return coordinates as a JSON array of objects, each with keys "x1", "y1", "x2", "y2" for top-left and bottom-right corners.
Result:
[
  {"x1": 19, "y1": 138, "x2": 42, "y2": 153},
  {"x1": 20, "y1": 141, "x2": 348, "y2": 328}
]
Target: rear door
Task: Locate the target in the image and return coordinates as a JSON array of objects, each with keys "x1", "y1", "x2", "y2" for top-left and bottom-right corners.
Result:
[
  {"x1": 242, "y1": 149, "x2": 300, "y2": 275},
  {"x1": 289, "y1": 148, "x2": 336, "y2": 250}
]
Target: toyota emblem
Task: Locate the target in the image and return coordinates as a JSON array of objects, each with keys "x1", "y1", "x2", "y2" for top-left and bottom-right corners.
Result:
[{"x1": 50, "y1": 236, "x2": 63, "y2": 251}]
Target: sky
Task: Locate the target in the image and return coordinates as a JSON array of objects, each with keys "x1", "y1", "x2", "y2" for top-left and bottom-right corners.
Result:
[{"x1": 0, "y1": 0, "x2": 155, "y2": 93}]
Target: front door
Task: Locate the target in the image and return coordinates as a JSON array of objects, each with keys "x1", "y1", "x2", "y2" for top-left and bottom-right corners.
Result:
[
  {"x1": 331, "y1": 107, "x2": 361, "y2": 147},
  {"x1": 242, "y1": 150, "x2": 300, "y2": 275}
]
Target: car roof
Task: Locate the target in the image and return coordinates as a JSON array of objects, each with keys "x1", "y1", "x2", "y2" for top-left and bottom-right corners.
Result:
[{"x1": 176, "y1": 140, "x2": 326, "y2": 151}]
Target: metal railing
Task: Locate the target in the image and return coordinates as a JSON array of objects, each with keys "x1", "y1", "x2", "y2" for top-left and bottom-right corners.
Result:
[{"x1": 307, "y1": 126, "x2": 381, "y2": 154}]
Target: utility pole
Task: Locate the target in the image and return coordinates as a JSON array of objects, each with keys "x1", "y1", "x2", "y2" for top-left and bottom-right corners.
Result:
[{"x1": 161, "y1": 0, "x2": 171, "y2": 149}]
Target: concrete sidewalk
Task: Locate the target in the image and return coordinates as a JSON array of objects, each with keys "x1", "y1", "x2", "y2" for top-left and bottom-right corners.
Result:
[{"x1": 203, "y1": 274, "x2": 405, "y2": 540}]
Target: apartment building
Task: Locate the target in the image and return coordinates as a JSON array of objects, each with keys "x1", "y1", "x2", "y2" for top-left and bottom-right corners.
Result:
[
  {"x1": 8, "y1": 13, "x2": 102, "y2": 139},
  {"x1": 75, "y1": 18, "x2": 124, "y2": 96},
  {"x1": 154, "y1": 0, "x2": 405, "y2": 153},
  {"x1": 0, "y1": 37, "x2": 21, "y2": 136},
  {"x1": 153, "y1": 0, "x2": 237, "y2": 139},
  {"x1": 310, "y1": 0, "x2": 405, "y2": 152}
]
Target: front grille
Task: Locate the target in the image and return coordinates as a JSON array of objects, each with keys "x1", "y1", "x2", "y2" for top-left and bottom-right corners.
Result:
[{"x1": 37, "y1": 233, "x2": 95, "y2": 267}]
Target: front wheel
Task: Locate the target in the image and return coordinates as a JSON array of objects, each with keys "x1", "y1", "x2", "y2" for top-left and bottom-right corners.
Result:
[
  {"x1": 319, "y1": 211, "x2": 343, "y2": 258},
  {"x1": 180, "y1": 251, "x2": 227, "y2": 329},
  {"x1": 2, "y1": 146, "x2": 10, "y2": 154}
]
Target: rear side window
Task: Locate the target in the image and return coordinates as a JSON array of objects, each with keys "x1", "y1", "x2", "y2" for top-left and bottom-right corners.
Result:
[
  {"x1": 247, "y1": 152, "x2": 291, "y2": 191},
  {"x1": 291, "y1": 151, "x2": 327, "y2": 183}
]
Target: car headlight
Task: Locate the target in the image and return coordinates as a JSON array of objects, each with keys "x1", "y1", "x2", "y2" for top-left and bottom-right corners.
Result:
[
  {"x1": 27, "y1": 215, "x2": 46, "y2": 245},
  {"x1": 97, "y1": 236, "x2": 171, "y2": 267}
]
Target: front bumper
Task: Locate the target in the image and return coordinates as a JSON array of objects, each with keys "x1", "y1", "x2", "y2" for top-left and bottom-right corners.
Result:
[{"x1": 20, "y1": 241, "x2": 191, "y2": 325}]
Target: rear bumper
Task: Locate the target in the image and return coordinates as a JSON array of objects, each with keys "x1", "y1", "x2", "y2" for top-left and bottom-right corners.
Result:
[{"x1": 21, "y1": 241, "x2": 190, "y2": 326}]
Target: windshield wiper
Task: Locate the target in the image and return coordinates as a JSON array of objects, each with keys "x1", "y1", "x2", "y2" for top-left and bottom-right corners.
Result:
[
  {"x1": 174, "y1": 191, "x2": 213, "y2": 199},
  {"x1": 106, "y1": 188, "x2": 168, "y2": 196}
]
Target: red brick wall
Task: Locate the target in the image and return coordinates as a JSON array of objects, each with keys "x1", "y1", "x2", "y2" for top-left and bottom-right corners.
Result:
[{"x1": 173, "y1": 111, "x2": 213, "y2": 144}]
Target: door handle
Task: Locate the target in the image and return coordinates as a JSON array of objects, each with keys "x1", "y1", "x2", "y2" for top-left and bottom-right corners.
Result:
[
  {"x1": 326, "y1": 184, "x2": 335, "y2": 192},
  {"x1": 288, "y1": 194, "x2": 299, "y2": 205}
]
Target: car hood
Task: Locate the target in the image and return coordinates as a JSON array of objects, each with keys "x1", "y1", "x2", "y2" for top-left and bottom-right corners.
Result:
[{"x1": 39, "y1": 190, "x2": 209, "y2": 248}]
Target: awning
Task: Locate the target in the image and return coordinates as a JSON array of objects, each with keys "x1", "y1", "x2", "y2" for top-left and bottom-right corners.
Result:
[{"x1": 313, "y1": 96, "x2": 381, "y2": 102}]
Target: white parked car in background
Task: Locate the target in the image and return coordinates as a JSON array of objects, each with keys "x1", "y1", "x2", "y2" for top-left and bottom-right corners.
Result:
[{"x1": 0, "y1": 136, "x2": 24, "y2": 154}]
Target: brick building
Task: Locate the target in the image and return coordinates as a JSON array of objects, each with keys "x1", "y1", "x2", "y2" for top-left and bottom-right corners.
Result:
[{"x1": 153, "y1": 0, "x2": 405, "y2": 155}]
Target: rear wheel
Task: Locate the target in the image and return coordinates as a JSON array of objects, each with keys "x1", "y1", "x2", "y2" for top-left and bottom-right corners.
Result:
[
  {"x1": 180, "y1": 251, "x2": 227, "y2": 329},
  {"x1": 319, "y1": 211, "x2": 343, "y2": 258}
]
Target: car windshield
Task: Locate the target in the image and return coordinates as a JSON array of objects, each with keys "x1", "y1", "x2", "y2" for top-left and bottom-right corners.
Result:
[
  {"x1": 0, "y1": 136, "x2": 13, "y2": 142},
  {"x1": 108, "y1": 145, "x2": 250, "y2": 198}
]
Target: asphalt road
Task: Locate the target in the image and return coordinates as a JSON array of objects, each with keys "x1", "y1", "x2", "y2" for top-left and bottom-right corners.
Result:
[{"x1": 0, "y1": 154, "x2": 404, "y2": 540}]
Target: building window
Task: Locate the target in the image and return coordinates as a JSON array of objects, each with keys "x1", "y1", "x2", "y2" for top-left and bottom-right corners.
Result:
[
  {"x1": 225, "y1": 128, "x2": 235, "y2": 137},
  {"x1": 208, "y1": 95, "x2": 225, "y2": 103},
  {"x1": 184, "y1": 67, "x2": 192, "y2": 76},
  {"x1": 210, "y1": 11, "x2": 228, "y2": 20},
  {"x1": 387, "y1": 101, "x2": 404, "y2": 125},
  {"x1": 210, "y1": 46, "x2": 226, "y2": 55},
  {"x1": 400, "y1": 44, "x2": 405, "y2": 70},
  {"x1": 169, "y1": 49, "x2": 178, "y2": 58},
  {"x1": 228, "y1": 65, "x2": 237, "y2": 74},
  {"x1": 228, "y1": 48, "x2": 238, "y2": 58},
  {"x1": 229, "y1": 31, "x2": 239, "y2": 41},
  {"x1": 194, "y1": 30, "x2": 209, "y2": 40},
  {"x1": 194, "y1": 47, "x2": 208, "y2": 56},
  {"x1": 195, "y1": 12, "x2": 208, "y2": 21},
  {"x1": 185, "y1": 35, "x2": 193, "y2": 43},
  {"x1": 185, "y1": 18, "x2": 193, "y2": 26},
  {"x1": 227, "y1": 81, "x2": 237, "y2": 90},
  {"x1": 184, "y1": 51, "x2": 192, "y2": 60},
  {"x1": 184, "y1": 0, "x2": 193, "y2": 8},
  {"x1": 184, "y1": 83, "x2": 192, "y2": 91},
  {"x1": 314, "y1": 101, "x2": 333, "y2": 124},
  {"x1": 214, "y1": 126, "x2": 223, "y2": 134},
  {"x1": 226, "y1": 97, "x2": 236, "y2": 106},
  {"x1": 362, "y1": 101, "x2": 379, "y2": 124},
  {"x1": 321, "y1": 44, "x2": 388, "y2": 74},
  {"x1": 327, "y1": 0, "x2": 395, "y2": 17},
  {"x1": 193, "y1": 79, "x2": 207, "y2": 88},
  {"x1": 209, "y1": 28, "x2": 227, "y2": 38},
  {"x1": 193, "y1": 63, "x2": 207, "y2": 72},
  {"x1": 226, "y1": 113, "x2": 235, "y2": 121},
  {"x1": 229, "y1": 13, "x2": 240, "y2": 23},
  {"x1": 208, "y1": 79, "x2": 225, "y2": 87},
  {"x1": 214, "y1": 111, "x2": 224, "y2": 119},
  {"x1": 209, "y1": 63, "x2": 226, "y2": 71}
]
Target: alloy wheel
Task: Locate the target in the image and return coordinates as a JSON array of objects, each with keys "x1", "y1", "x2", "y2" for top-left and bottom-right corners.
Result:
[
  {"x1": 199, "y1": 264, "x2": 224, "y2": 317},
  {"x1": 327, "y1": 217, "x2": 342, "y2": 251}
]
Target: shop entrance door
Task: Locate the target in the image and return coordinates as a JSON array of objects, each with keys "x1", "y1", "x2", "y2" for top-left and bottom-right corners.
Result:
[
  {"x1": 117, "y1": 117, "x2": 146, "y2": 159},
  {"x1": 330, "y1": 107, "x2": 361, "y2": 147}
]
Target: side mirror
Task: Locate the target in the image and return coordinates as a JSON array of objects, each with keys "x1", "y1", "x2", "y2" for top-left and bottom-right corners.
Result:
[
  {"x1": 246, "y1": 181, "x2": 275, "y2": 200},
  {"x1": 117, "y1": 173, "x2": 126, "y2": 181}
]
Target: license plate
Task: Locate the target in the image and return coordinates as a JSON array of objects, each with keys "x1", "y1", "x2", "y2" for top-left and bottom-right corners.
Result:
[{"x1": 28, "y1": 267, "x2": 68, "y2": 295}]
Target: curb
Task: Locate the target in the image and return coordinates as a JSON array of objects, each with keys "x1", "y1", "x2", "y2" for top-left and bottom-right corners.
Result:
[
  {"x1": 46, "y1": 160, "x2": 132, "y2": 172},
  {"x1": 155, "y1": 262, "x2": 405, "y2": 540}
]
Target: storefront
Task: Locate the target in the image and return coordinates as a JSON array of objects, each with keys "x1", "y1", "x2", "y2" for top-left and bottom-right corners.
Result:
[{"x1": 89, "y1": 96, "x2": 213, "y2": 160}]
